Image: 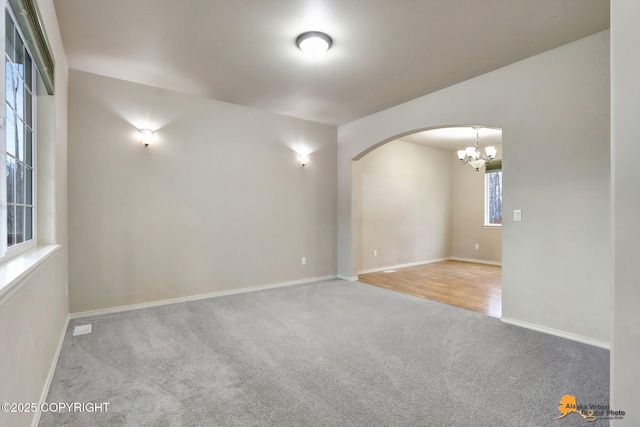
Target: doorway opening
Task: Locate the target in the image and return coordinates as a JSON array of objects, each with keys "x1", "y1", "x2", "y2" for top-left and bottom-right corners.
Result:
[{"x1": 353, "y1": 125, "x2": 503, "y2": 317}]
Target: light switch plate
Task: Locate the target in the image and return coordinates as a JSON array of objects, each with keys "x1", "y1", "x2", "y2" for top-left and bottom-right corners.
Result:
[{"x1": 514, "y1": 210, "x2": 522, "y2": 221}]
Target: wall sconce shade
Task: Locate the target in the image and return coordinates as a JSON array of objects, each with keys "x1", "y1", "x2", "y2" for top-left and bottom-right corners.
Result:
[
  {"x1": 139, "y1": 129, "x2": 155, "y2": 147},
  {"x1": 297, "y1": 153, "x2": 310, "y2": 166}
]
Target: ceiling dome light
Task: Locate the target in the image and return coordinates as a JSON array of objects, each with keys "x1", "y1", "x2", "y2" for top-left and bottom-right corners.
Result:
[{"x1": 296, "y1": 31, "x2": 332, "y2": 59}]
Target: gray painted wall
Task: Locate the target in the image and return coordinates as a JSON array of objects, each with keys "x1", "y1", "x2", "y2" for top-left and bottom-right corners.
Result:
[
  {"x1": 356, "y1": 139, "x2": 503, "y2": 272},
  {"x1": 611, "y1": 1, "x2": 640, "y2": 424},
  {"x1": 357, "y1": 140, "x2": 452, "y2": 272},
  {"x1": 68, "y1": 70, "x2": 337, "y2": 313}
]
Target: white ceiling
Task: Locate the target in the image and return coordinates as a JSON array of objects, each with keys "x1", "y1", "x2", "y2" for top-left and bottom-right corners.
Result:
[
  {"x1": 53, "y1": 0, "x2": 609, "y2": 125},
  {"x1": 401, "y1": 127, "x2": 502, "y2": 151}
]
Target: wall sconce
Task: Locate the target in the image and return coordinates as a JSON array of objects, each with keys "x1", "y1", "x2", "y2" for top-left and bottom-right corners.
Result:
[
  {"x1": 297, "y1": 153, "x2": 310, "y2": 166},
  {"x1": 139, "y1": 129, "x2": 155, "y2": 147}
]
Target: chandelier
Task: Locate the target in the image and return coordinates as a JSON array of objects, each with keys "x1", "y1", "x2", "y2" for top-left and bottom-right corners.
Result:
[{"x1": 456, "y1": 127, "x2": 497, "y2": 171}]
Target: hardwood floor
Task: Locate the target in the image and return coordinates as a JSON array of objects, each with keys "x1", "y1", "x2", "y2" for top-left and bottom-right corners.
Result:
[{"x1": 358, "y1": 260, "x2": 502, "y2": 317}]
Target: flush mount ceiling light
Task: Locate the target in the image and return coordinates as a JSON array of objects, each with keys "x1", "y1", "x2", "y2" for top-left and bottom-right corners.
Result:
[
  {"x1": 456, "y1": 126, "x2": 497, "y2": 172},
  {"x1": 296, "y1": 31, "x2": 332, "y2": 59}
]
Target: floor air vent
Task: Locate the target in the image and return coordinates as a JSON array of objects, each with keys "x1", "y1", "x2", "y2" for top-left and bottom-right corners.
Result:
[{"x1": 73, "y1": 324, "x2": 92, "y2": 336}]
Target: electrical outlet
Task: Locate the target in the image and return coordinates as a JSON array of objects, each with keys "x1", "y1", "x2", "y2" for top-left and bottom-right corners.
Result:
[
  {"x1": 374, "y1": 249, "x2": 378, "y2": 257},
  {"x1": 301, "y1": 257, "x2": 306, "y2": 265},
  {"x1": 475, "y1": 244, "x2": 480, "y2": 250}
]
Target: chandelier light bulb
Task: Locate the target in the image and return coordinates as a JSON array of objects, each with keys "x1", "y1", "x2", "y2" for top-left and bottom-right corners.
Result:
[{"x1": 465, "y1": 146, "x2": 477, "y2": 158}]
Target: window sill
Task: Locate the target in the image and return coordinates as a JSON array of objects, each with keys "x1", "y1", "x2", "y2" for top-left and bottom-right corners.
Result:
[
  {"x1": 0, "y1": 245, "x2": 61, "y2": 305},
  {"x1": 483, "y1": 224, "x2": 502, "y2": 229}
]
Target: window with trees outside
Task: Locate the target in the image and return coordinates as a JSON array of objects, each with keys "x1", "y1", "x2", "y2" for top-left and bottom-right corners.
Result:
[
  {"x1": 2, "y1": 7, "x2": 37, "y2": 256},
  {"x1": 485, "y1": 169, "x2": 502, "y2": 226}
]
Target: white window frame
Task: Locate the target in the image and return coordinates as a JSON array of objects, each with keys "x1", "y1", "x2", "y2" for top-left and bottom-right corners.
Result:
[
  {"x1": 0, "y1": 3, "x2": 37, "y2": 260},
  {"x1": 484, "y1": 170, "x2": 502, "y2": 228}
]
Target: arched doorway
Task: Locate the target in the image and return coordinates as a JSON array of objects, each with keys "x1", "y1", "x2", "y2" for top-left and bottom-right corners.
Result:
[{"x1": 349, "y1": 125, "x2": 503, "y2": 317}]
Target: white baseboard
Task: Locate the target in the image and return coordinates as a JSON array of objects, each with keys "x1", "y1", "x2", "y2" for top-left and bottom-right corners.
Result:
[
  {"x1": 450, "y1": 257, "x2": 502, "y2": 266},
  {"x1": 70, "y1": 275, "x2": 337, "y2": 319},
  {"x1": 357, "y1": 258, "x2": 450, "y2": 275},
  {"x1": 500, "y1": 317, "x2": 609, "y2": 350},
  {"x1": 337, "y1": 275, "x2": 358, "y2": 281},
  {"x1": 32, "y1": 314, "x2": 70, "y2": 427}
]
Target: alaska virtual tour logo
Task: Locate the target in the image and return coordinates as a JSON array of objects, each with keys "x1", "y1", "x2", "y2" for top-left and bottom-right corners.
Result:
[{"x1": 555, "y1": 395, "x2": 625, "y2": 422}]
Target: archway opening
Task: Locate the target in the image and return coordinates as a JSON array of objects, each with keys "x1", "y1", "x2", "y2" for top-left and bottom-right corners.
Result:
[{"x1": 352, "y1": 125, "x2": 503, "y2": 317}]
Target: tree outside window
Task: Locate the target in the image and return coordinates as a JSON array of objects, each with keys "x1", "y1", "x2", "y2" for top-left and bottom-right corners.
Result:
[{"x1": 485, "y1": 171, "x2": 502, "y2": 225}]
